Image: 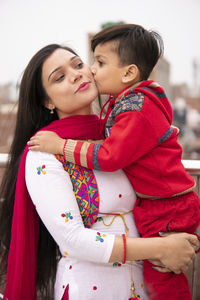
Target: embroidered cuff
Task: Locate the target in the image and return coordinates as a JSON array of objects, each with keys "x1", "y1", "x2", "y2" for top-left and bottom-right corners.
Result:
[
  {"x1": 63, "y1": 139, "x2": 77, "y2": 164},
  {"x1": 64, "y1": 139, "x2": 92, "y2": 168}
]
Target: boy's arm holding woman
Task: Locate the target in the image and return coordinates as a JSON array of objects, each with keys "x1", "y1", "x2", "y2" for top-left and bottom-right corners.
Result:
[{"x1": 28, "y1": 110, "x2": 157, "y2": 171}]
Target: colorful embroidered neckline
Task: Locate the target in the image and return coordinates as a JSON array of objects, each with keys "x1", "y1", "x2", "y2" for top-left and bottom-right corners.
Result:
[{"x1": 56, "y1": 155, "x2": 99, "y2": 228}]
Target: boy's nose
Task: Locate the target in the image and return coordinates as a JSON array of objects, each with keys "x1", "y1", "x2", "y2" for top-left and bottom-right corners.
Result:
[{"x1": 91, "y1": 65, "x2": 96, "y2": 75}]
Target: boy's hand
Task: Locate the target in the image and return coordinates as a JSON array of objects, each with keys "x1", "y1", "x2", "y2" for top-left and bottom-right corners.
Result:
[{"x1": 27, "y1": 131, "x2": 65, "y2": 155}]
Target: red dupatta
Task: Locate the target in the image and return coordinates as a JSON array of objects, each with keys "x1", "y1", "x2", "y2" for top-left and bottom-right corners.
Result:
[{"x1": 4, "y1": 114, "x2": 103, "y2": 300}]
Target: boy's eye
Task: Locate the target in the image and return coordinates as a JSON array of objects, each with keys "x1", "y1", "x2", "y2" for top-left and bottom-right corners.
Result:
[{"x1": 98, "y1": 61, "x2": 104, "y2": 67}]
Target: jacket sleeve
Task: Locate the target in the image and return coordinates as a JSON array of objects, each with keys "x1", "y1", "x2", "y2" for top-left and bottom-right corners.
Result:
[
  {"x1": 25, "y1": 150, "x2": 114, "y2": 263},
  {"x1": 64, "y1": 110, "x2": 159, "y2": 171}
]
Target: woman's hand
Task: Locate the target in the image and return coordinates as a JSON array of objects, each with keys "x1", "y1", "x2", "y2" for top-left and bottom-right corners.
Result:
[
  {"x1": 27, "y1": 131, "x2": 65, "y2": 154},
  {"x1": 155, "y1": 232, "x2": 198, "y2": 274},
  {"x1": 148, "y1": 261, "x2": 171, "y2": 273}
]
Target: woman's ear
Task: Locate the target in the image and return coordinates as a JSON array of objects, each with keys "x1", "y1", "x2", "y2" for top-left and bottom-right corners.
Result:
[
  {"x1": 122, "y1": 64, "x2": 140, "y2": 84},
  {"x1": 44, "y1": 99, "x2": 55, "y2": 111}
]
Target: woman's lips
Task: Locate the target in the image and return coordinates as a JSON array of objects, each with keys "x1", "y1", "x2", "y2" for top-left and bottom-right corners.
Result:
[{"x1": 76, "y1": 82, "x2": 90, "y2": 93}]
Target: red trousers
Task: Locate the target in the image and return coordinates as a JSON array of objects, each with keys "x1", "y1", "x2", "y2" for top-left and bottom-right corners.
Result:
[{"x1": 133, "y1": 191, "x2": 200, "y2": 300}]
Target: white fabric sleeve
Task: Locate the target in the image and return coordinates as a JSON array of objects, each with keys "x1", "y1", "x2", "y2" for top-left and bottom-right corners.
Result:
[{"x1": 25, "y1": 150, "x2": 115, "y2": 263}]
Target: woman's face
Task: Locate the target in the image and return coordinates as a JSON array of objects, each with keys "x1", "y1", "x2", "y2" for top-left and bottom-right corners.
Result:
[{"x1": 42, "y1": 48, "x2": 98, "y2": 119}]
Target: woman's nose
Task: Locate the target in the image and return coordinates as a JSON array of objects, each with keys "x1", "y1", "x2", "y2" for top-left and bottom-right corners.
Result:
[{"x1": 72, "y1": 70, "x2": 82, "y2": 83}]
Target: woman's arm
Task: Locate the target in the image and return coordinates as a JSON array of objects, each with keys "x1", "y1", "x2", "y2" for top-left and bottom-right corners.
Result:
[
  {"x1": 25, "y1": 150, "x2": 115, "y2": 264},
  {"x1": 110, "y1": 233, "x2": 198, "y2": 274}
]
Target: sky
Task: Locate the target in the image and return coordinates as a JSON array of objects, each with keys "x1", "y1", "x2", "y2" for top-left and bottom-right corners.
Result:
[{"x1": 0, "y1": 0, "x2": 200, "y2": 88}]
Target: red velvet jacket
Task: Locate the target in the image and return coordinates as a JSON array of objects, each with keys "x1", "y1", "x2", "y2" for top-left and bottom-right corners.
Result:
[{"x1": 64, "y1": 81, "x2": 195, "y2": 199}]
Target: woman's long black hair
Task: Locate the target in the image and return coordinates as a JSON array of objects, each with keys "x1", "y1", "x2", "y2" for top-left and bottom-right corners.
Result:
[{"x1": 0, "y1": 44, "x2": 77, "y2": 298}]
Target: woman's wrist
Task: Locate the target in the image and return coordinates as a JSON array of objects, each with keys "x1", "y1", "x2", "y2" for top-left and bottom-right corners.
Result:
[
  {"x1": 109, "y1": 236, "x2": 165, "y2": 263},
  {"x1": 126, "y1": 237, "x2": 164, "y2": 261}
]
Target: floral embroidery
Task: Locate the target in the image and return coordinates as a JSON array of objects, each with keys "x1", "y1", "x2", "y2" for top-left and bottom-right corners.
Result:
[
  {"x1": 64, "y1": 251, "x2": 68, "y2": 257},
  {"x1": 61, "y1": 212, "x2": 73, "y2": 222},
  {"x1": 37, "y1": 165, "x2": 46, "y2": 175},
  {"x1": 113, "y1": 262, "x2": 122, "y2": 267},
  {"x1": 129, "y1": 295, "x2": 140, "y2": 299},
  {"x1": 96, "y1": 232, "x2": 106, "y2": 242},
  {"x1": 96, "y1": 217, "x2": 103, "y2": 222}
]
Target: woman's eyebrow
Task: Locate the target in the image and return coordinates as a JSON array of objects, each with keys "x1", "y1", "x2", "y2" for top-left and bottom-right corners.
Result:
[
  {"x1": 48, "y1": 55, "x2": 78, "y2": 81},
  {"x1": 48, "y1": 66, "x2": 61, "y2": 81}
]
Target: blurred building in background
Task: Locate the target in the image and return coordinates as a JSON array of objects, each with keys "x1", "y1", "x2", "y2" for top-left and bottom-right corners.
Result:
[
  {"x1": 0, "y1": 83, "x2": 18, "y2": 153},
  {"x1": 0, "y1": 83, "x2": 18, "y2": 181}
]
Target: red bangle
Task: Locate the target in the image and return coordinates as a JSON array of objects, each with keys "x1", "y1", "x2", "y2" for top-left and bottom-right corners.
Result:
[
  {"x1": 63, "y1": 139, "x2": 68, "y2": 160},
  {"x1": 122, "y1": 234, "x2": 126, "y2": 264}
]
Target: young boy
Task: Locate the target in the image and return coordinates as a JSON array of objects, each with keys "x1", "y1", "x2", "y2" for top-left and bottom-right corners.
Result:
[{"x1": 29, "y1": 24, "x2": 200, "y2": 299}]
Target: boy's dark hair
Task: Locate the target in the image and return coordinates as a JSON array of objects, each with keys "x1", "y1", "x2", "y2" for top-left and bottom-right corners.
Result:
[{"x1": 91, "y1": 24, "x2": 164, "y2": 80}]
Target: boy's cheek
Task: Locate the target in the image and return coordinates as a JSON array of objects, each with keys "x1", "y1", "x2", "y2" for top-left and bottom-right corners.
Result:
[
  {"x1": 96, "y1": 83, "x2": 104, "y2": 93},
  {"x1": 94, "y1": 78, "x2": 100, "y2": 88}
]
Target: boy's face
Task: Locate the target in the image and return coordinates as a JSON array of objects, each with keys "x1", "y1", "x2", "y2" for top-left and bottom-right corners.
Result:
[{"x1": 91, "y1": 42, "x2": 127, "y2": 96}]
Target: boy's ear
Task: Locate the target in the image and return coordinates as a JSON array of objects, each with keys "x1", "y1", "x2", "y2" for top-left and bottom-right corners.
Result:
[{"x1": 122, "y1": 64, "x2": 140, "y2": 84}]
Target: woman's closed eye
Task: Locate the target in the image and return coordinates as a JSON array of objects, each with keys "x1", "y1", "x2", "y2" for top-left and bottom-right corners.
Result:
[
  {"x1": 55, "y1": 74, "x2": 65, "y2": 82},
  {"x1": 75, "y1": 62, "x2": 84, "y2": 69}
]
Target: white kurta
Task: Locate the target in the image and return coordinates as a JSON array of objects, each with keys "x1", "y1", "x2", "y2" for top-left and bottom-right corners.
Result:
[{"x1": 25, "y1": 151, "x2": 148, "y2": 300}]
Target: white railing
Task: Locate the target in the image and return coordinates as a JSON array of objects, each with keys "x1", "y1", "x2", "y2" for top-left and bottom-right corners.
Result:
[
  {"x1": 0, "y1": 155, "x2": 200, "y2": 300},
  {"x1": 0, "y1": 154, "x2": 9, "y2": 168},
  {"x1": 1, "y1": 153, "x2": 200, "y2": 171}
]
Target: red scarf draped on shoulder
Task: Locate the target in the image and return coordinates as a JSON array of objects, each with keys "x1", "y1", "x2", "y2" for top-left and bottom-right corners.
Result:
[{"x1": 4, "y1": 114, "x2": 103, "y2": 300}]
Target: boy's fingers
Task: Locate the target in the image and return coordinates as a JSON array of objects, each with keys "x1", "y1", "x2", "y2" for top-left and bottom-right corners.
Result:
[
  {"x1": 29, "y1": 133, "x2": 41, "y2": 141},
  {"x1": 27, "y1": 140, "x2": 36, "y2": 145},
  {"x1": 28, "y1": 145, "x2": 40, "y2": 151},
  {"x1": 28, "y1": 137, "x2": 41, "y2": 146}
]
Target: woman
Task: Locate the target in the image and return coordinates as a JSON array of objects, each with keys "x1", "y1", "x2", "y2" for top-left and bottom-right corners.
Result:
[{"x1": 0, "y1": 44, "x2": 198, "y2": 300}]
